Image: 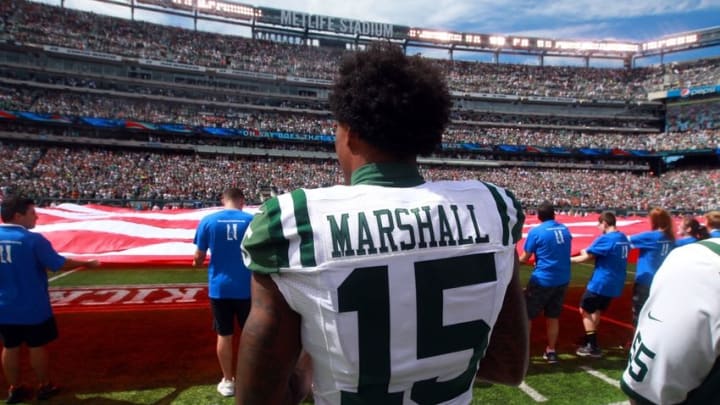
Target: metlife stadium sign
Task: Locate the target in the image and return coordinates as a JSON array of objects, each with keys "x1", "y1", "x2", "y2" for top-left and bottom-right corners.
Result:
[{"x1": 256, "y1": 7, "x2": 409, "y2": 40}]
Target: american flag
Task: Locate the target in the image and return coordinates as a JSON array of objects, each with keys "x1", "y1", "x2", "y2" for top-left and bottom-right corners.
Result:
[{"x1": 35, "y1": 203, "x2": 655, "y2": 265}]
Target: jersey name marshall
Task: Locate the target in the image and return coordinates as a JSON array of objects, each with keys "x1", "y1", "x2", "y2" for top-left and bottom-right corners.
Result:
[
  {"x1": 326, "y1": 203, "x2": 490, "y2": 258},
  {"x1": 242, "y1": 180, "x2": 523, "y2": 273}
]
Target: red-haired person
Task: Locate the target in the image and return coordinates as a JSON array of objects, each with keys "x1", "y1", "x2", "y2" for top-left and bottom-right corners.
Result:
[{"x1": 627, "y1": 208, "x2": 675, "y2": 328}]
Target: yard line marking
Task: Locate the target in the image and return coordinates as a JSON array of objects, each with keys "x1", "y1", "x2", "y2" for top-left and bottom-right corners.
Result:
[
  {"x1": 607, "y1": 401, "x2": 630, "y2": 405},
  {"x1": 519, "y1": 381, "x2": 548, "y2": 402},
  {"x1": 563, "y1": 304, "x2": 634, "y2": 331},
  {"x1": 580, "y1": 366, "x2": 620, "y2": 388},
  {"x1": 49, "y1": 269, "x2": 78, "y2": 282}
]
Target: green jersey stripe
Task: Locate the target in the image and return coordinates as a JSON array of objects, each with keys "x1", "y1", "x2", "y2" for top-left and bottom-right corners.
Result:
[
  {"x1": 242, "y1": 197, "x2": 289, "y2": 274},
  {"x1": 291, "y1": 189, "x2": 317, "y2": 267},
  {"x1": 504, "y1": 188, "x2": 525, "y2": 244},
  {"x1": 266, "y1": 197, "x2": 290, "y2": 269},
  {"x1": 482, "y1": 182, "x2": 510, "y2": 246},
  {"x1": 698, "y1": 240, "x2": 720, "y2": 256}
]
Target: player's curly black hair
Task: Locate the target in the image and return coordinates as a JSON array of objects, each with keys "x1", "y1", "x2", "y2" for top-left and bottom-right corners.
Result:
[{"x1": 329, "y1": 42, "x2": 451, "y2": 158}]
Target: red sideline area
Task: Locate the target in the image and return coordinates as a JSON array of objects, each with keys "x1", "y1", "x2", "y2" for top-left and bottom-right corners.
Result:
[{"x1": 50, "y1": 283, "x2": 209, "y2": 313}]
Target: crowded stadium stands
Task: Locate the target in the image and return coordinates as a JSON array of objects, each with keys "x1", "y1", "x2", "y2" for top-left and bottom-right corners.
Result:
[{"x1": 0, "y1": 0, "x2": 718, "y2": 212}]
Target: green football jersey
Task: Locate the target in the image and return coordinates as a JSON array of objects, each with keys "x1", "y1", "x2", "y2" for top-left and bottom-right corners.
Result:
[
  {"x1": 241, "y1": 163, "x2": 524, "y2": 405},
  {"x1": 622, "y1": 238, "x2": 720, "y2": 405}
]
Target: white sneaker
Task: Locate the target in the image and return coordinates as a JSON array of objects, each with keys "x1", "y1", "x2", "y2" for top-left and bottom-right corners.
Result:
[{"x1": 217, "y1": 378, "x2": 235, "y2": 397}]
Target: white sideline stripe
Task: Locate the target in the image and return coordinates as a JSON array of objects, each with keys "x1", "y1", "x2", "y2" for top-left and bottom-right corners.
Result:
[
  {"x1": 519, "y1": 381, "x2": 548, "y2": 402},
  {"x1": 580, "y1": 366, "x2": 620, "y2": 388},
  {"x1": 607, "y1": 401, "x2": 630, "y2": 405},
  {"x1": 48, "y1": 269, "x2": 78, "y2": 282}
]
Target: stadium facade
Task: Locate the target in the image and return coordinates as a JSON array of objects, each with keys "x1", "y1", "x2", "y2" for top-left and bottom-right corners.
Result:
[{"x1": 0, "y1": 0, "x2": 718, "y2": 213}]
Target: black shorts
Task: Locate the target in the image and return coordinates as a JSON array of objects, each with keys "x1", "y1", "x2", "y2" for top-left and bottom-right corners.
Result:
[
  {"x1": 0, "y1": 316, "x2": 58, "y2": 348},
  {"x1": 211, "y1": 298, "x2": 251, "y2": 336},
  {"x1": 579, "y1": 290, "x2": 613, "y2": 314},
  {"x1": 525, "y1": 282, "x2": 568, "y2": 319}
]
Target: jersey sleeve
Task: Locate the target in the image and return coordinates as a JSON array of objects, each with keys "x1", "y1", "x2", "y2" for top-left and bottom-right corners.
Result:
[
  {"x1": 523, "y1": 228, "x2": 537, "y2": 254},
  {"x1": 241, "y1": 197, "x2": 288, "y2": 274},
  {"x1": 33, "y1": 234, "x2": 66, "y2": 272},
  {"x1": 628, "y1": 231, "x2": 653, "y2": 249},
  {"x1": 193, "y1": 217, "x2": 209, "y2": 251},
  {"x1": 586, "y1": 234, "x2": 610, "y2": 256},
  {"x1": 621, "y1": 242, "x2": 720, "y2": 404}
]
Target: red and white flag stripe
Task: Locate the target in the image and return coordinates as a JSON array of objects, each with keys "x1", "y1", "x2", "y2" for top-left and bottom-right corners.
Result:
[{"x1": 34, "y1": 203, "x2": 670, "y2": 265}]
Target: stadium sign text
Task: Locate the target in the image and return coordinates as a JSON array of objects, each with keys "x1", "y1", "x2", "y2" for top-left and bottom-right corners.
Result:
[
  {"x1": 279, "y1": 10, "x2": 395, "y2": 39},
  {"x1": 666, "y1": 84, "x2": 720, "y2": 99},
  {"x1": 50, "y1": 284, "x2": 208, "y2": 312}
]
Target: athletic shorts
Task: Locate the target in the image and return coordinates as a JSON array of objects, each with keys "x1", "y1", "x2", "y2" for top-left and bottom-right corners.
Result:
[
  {"x1": 525, "y1": 281, "x2": 568, "y2": 319},
  {"x1": 0, "y1": 316, "x2": 58, "y2": 348},
  {"x1": 579, "y1": 290, "x2": 613, "y2": 314},
  {"x1": 211, "y1": 298, "x2": 251, "y2": 336}
]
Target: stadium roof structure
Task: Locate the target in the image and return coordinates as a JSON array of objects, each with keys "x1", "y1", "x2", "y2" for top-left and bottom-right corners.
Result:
[{"x1": 88, "y1": 0, "x2": 720, "y2": 64}]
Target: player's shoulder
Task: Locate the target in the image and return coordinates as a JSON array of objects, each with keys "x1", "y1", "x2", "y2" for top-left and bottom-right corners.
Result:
[{"x1": 677, "y1": 238, "x2": 720, "y2": 258}]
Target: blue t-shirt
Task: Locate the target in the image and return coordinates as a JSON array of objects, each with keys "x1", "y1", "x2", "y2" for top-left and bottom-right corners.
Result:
[
  {"x1": 675, "y1": 236, "x2": 697, "y2": 247},
  {"x1": 194, "y1": 209, "x2": 254, "y2": 299},
  {"x1": 586, "y1": 230, "x2": 630, "y2": 297},
  {"x1": 0, "y1": 224, "x2": 66, "y2": 324},
  {"x1": 710, "y1": 229, "x2": 720, "y2": 238},
  {"x1": 629, "y1": 230, "x2": 674, "y2": 286},
  {"x1": 523, "y1": 219, "x2": 572, "y2": 286}
]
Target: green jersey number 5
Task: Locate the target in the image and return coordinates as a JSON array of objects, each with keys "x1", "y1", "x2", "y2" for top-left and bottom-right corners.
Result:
[{"x1": 338, "y1": 253, "x2": 497, "y2": 404}]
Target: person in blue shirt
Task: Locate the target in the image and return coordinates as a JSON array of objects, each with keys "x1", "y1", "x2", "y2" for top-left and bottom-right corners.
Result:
[
  {"x1": 519, "y1": 201, "x2": 572, "y2": 364},
  {"x1": 0, "y1": 195, "x2": 99, "y2": 404},
  {"x1": 193, "y1": 188, "x2": 254, "y2": 397},
  {"x1": 705, "y1": 210, "x2": 720, "y2": 238},
  {"x1": 627, "y1": 207, "x2": 675, "y2": 328},
  {"x1": 571, "y1": 211, "x2": 630, "y2": 358},
  {"x1": 675, "y1": 215, "x2": 710, "y2": 247}
]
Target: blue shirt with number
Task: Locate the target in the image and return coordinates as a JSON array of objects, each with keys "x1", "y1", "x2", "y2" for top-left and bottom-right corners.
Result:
[
  {"x1": 629, "y1": 230, "x2": 674, "y2": 286},
  {"x1": 194, "y1": 209, "x2": 253, "y2": 299},
  {"x1": 586, "y1": 231, "x2": 630, "y2": 297},
  {"x1": 0, "y1": 224, "x2": 66, "y2": 324},
  {"x1": 523, "y1": 219, "x2": 572, "y2": 286}
]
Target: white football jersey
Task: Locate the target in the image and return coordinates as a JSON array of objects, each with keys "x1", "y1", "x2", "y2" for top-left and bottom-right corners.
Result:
[
  {"x1": 242, "y1": 165, "x2": 523, "y2": 405},
  {"x1": 621, "y1": 238, "x2": 720, "y2": 404}
]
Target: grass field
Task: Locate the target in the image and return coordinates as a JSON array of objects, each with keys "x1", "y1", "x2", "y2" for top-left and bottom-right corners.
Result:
[{"x1": 3, "y1": 263, "x2": 637, "y2": 404}]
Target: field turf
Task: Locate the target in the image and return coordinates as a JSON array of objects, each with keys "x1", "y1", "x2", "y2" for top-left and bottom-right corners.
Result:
[{"x1": 2, "y1": 264, "x2": 636, "y2": 404}]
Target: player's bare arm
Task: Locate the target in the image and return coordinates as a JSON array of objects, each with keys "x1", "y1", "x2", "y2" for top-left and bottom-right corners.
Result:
[
  {"x1": 192, "y1": 250, "x2": 206, "y2": 267},
  {"x1": 571, "y1": 249, "x2": 594, "y2": 263},
  {"x1": 59, "y1": 258, "x2": 100, "y2": 271},
  {"x1": 476, "y1": 252, "x2": 529, "y2": 385},
  {"x1": 518, "y1": 250, "x2": 532, "y2": 263},
  {"x1": 236, "y1": 273, "x2": 305, "y2": 405}
]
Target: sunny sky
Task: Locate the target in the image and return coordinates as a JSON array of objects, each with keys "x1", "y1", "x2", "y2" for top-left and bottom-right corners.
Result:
[{"x1": 35, "y1": 0, "x2": 720, "y2": 66}]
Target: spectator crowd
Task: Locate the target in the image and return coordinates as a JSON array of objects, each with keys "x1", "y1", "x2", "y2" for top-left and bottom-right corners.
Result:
[
  {"x1": 0, "y1": 0, "x2": 718, "y2": 212},
  {"x1": 1, "y1": 142, "x2": 718, "y2": 212},
  {"x1": 2, "y1": 0, "x2": 720, "y2": 101}
]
